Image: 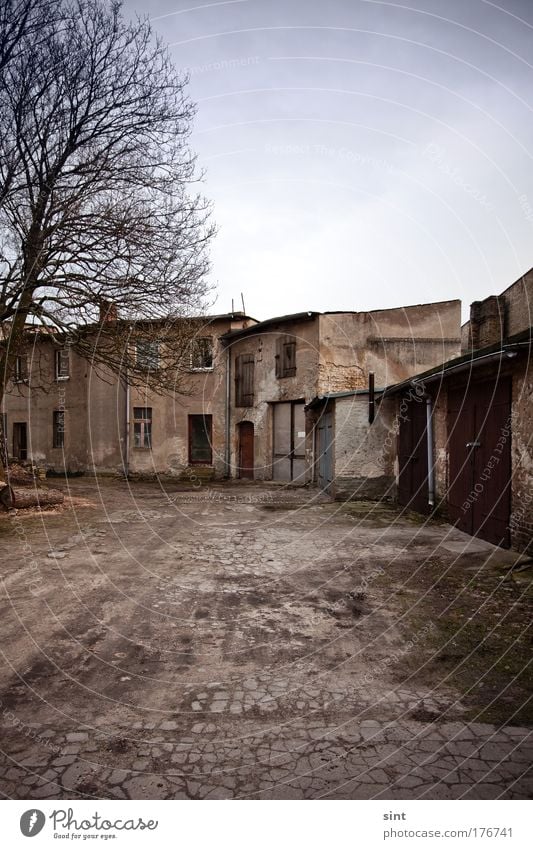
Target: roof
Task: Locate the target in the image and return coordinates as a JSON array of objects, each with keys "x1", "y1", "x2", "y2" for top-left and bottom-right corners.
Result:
[
  {"x1": 381, "y1": 327, "x2": 532, "y2": 397},
  {"x1": 221, "y1": 311, "x2": 319, "y2": 341}
]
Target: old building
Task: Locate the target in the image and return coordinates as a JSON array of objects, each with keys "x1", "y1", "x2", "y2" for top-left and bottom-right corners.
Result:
[
  {"x1": 222, "y1": 300, "x2": 461, "y2": 485},
  {"x1": 384, "y1": 270, "x2": 533, "y2": 553},
  {"x1": 3, "y1": 313, "x2": 254, "y2": 478}
]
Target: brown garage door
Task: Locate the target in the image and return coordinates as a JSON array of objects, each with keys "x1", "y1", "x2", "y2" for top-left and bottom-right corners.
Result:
[
  {"x1": 398, "y1": 396, "x2": 429, "y2": 514},
  {"x1": 447, "y1": 377, "x2": 511, "y2": 547}
]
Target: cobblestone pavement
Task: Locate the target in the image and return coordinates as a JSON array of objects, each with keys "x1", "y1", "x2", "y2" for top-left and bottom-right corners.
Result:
[{"x1": 0, "y1": 479, "x2": 531, "y2": 799}]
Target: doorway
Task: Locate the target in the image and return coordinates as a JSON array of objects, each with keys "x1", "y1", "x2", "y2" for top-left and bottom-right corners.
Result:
[
  {"x1": 398, "y1": 397, "x2": 429, "y2": 514},
  {"x1": 317, "y1": 407, "x2": 334, "y2": 494},
  {"x1": 447, "y1": 378, "x2": 511, "y2": 547},
  {"x1": 272, "y1": 401, "x2": 307, "y2": 482},
  {"x1": 13, "y1": 422, "x2": 28, "y2": 461},
  {"x1": 237, "y1": 421, "x2": 254, "y2": 479}
]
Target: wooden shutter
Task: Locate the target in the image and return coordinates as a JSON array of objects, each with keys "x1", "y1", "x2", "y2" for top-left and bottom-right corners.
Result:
[{"x1": 235, "y1": 353, "x2": 254, "y2": 406}]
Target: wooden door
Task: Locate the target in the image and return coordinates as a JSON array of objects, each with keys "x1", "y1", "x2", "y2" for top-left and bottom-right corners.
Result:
[
  {"x1": 238, "y1": 421, "x2": 254, "y2": 479},
  {"x1": 398, "y1": 397, "x2": 429, "y2": 513},
  {"x1": 448, "y1": 379, "x2": 511, "y2": 547},
  {"x1": 317, "y1": 408, "x2": 334, "y2": 493}
]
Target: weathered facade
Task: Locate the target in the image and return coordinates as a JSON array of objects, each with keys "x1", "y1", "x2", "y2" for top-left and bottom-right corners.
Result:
[
  {"x1": 387, "y1": 271, "x2": 533, "y2": 553},
  {"x1": 3, "y1": 313, "x2": 253, "y2": 477},
  {"x1": 224, "y1": 300, "x2": 461, "y2": 486}
]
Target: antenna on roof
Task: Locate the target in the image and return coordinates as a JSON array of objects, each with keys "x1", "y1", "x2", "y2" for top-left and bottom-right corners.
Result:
[
  {"x1": 231, "y1": 298, "x2": 234, "y2": 314},
  {"x1": 241, "y1": 292, "x2": 246, "y2": 314}
]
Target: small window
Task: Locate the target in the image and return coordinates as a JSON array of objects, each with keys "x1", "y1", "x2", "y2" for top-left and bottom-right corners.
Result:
[
  {"x1": 190, "y1": 337, "x2": 214, "y2": 371},
  {"x1": 275, "y1": 336, "x2": 296, "y2": 378},
  {"x1": 13, "y1": 355, "x2": 28, "y2": 382},
  {"x1": 235, "y1": 353, "x2": 254, "y2": 407},
  {"x1": 189, "y1": 414, "x2": 212, "y2": 464},
  {"x1": 135, "y1": 341, "x2": 160, "y2": 370},
  {"x1": 133, "y1": 407, "x2": 152, "y2": 449},
  {"x1": 53, "y1": 410, "x2": 65, "y2": 448},
  {"x1": 55, "y1": 348, "x2": 70, "y2": 380}
]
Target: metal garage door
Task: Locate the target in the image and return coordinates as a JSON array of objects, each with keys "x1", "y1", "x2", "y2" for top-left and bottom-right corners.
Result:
[
  {"x1": 398, "y1": 397, "x2": 429, "y2": 513},
  {"x1": 317, "y1": 409, "x2": 334, "y2": 494},
  {"x1": 447, "y1": 378, "x2": 511, "y2": 547}
]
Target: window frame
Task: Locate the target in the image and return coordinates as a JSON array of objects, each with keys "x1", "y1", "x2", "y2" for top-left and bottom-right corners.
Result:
[
  {"x1": 135, "y1": 341, "x2": 160, "y2": 371},
  {"x1": 189, "y1": 337, "x2": 214, "y2": 372},
  {"x1": 13, "y1": 354, "x2": 28, "y2": 383},
  {"x1": 55, "y1": 348, "x2": 70, "y2": 381},
  {"x1": 133, "y1": 406, "x2": 152, "y2": 450},
  {"x1": 188, "y1": 414, "x2": 213, "y2": 465},
  {"x1": 275, "y1": 335, "x2": 296, "y2": 378}
]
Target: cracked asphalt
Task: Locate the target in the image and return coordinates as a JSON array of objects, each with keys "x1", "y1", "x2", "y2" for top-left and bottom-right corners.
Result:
[{"x1": 0, "y1": 479, "x2": 531, "y2": 799}]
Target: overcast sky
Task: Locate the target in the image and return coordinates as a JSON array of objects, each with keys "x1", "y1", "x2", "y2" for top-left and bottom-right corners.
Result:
[{"x1": 126, "y1": 0, "x2": 533, "y2": 321}]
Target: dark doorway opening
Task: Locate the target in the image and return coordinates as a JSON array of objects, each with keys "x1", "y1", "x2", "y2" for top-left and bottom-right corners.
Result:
[
  {"x1": 237, "y1": 421, "x2": 254, "y2": 479},
  {"x1": 13, "y1": 422, "x2": 28, "y2": 461}
]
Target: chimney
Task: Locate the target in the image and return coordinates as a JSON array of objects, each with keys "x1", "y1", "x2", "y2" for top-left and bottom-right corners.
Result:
[{"x1": 99, "y1": 300, "x2": 118, "y2": 323}]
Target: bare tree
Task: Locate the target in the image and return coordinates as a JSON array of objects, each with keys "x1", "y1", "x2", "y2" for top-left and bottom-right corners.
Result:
[{"x1": 0, "y1": 0, "x2": 214, "y2": 416}]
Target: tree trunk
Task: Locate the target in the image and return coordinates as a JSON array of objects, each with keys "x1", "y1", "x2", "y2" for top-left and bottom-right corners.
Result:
[{"x1": 0, "y1": 485, "x2": 64, "y2": 509}]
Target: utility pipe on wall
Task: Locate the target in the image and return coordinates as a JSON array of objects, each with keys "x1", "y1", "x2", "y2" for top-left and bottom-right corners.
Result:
[
  {"x1": 426, "y1": 395, "x2": 435, "y2": 509},
  {"x1": 224, "y1": 343, "x2": 231, "y2": 477}
]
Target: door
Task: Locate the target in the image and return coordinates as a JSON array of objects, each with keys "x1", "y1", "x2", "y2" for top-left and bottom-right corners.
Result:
[
  {"x1": 272, "y1": 401, "x2": 307, "y2": 482},
  {"x1": 13, "y1": 422, "x2": 27, "y2": 461},
  {"x1": 238, "y1": 421, "x2": 254, "y2": 479},
  {"x1": 448, "y1": 378, "x2": 511, "y2": 547},
  {"x1": 398, "y1": 397, "x2": 429, "y2": 513},
  {"x1": 317, "y1": 408, "x2": 334, "y2": 493}
]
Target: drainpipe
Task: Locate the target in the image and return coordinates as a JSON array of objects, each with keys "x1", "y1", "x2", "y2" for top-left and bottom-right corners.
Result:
[
  {"x1": 124, "y1": 373, "x2": 130, "y2": 479},
  {"x1": 224, "y1": 343, "x2": 231, "y2": 478},
  {"x1": 426, "y1": 395, "x2": 435, "y2": 509}
]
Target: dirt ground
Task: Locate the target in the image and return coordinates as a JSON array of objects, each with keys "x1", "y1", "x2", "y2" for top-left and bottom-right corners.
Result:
[{"x1": 0, "y1": 478, "x2": 531, "y2": 800}]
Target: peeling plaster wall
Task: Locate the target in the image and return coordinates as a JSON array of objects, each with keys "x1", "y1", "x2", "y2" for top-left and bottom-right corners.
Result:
[
  {"x1": 128, "y1": 318, "x2": 245, "y2": 479},
  {"x1": 510, "y1": 356, "x2": 533, "y2": 554},
  {"x1": 228, "y1": 318, "x2": 320, "y2": 480},
  {"x1": 4, "y1": 341, "x2": 90, "y2": 473},
  {"x1": 332, "y1": 395, "x2": 397, "y2": 500},
  {"x1": 318, "y1": 301, "x2": 461, "y2": 391}
]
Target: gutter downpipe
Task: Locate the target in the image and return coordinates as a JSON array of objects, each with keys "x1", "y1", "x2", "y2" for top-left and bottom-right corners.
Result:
[
  {"x1": 224, "y1": 342, "x2": 231, "y2": 478},
  {"x1": 426, "y1": 395, "x2": 435, "y2": 510},
  {"x1": 124, "y1": 371, "x2": 130, "y2": 479}
]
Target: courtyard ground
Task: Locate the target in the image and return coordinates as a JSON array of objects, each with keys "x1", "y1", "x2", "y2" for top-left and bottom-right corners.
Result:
[{"x1": 0, "y1": 478, "x2": 531, "y2": 800}]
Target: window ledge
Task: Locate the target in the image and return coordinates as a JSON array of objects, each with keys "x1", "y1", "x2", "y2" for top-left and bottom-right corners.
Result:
[{"x1": 56, "y1": 376, "x2": 70, "y2": 382}]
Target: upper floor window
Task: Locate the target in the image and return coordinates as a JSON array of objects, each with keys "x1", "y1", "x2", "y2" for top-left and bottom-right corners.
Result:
[
  {"x1": 133, "y1": 407, "x2": 152, "y2": 449},
  {"x1": 235, "y1": 353, "x2": 254, "y2": 407},
  {"x1": 135, "y1": 341, "x2": 160, "y2": 371},
  {"x1": 190, "y1": 337, "x2": 214, "y2": 371},
  {"x1": 13, "y1": 355, "x2": 28, "y2": 383},
  {"x1": 55, "y1": 348, "x2": 70, "y2": 380},
  {"x1": 275, "y1": 336, "x2": 296, "y2": 378}
]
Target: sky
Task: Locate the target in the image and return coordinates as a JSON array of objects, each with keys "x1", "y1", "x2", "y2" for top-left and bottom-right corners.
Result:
[{"x1": 125, "y1": 0, "x2": 533, "y2": 322}]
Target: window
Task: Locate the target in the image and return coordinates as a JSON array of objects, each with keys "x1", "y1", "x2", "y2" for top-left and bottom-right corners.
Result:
[
  {"x1": 135, "y1": 341, "x2": 160, "y2": 370},
  {"x1": 13, "y1": 355, "x2": 28, "y2": 382},
  {"x1": 190, "y1": 337, "x2": 214, "y2": 371},
  {"x1": 133, "y1": 407, "x2": 152, "y2": 449},
  {"x1": 189, "y1": 415, "x2": 212, "y2": 464},
  {"x1": 53, "y1": 410, "x2": 65, "y2": 448},
  {"x1": 275, "y1": 336, "x2": 296, "y2": 378},
  {"x1": 55, "y1": 348, "x2": 70, "y2": 380},
  {"x1": 235, "y1": 353, "x2": 254, "y2": 407}
]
